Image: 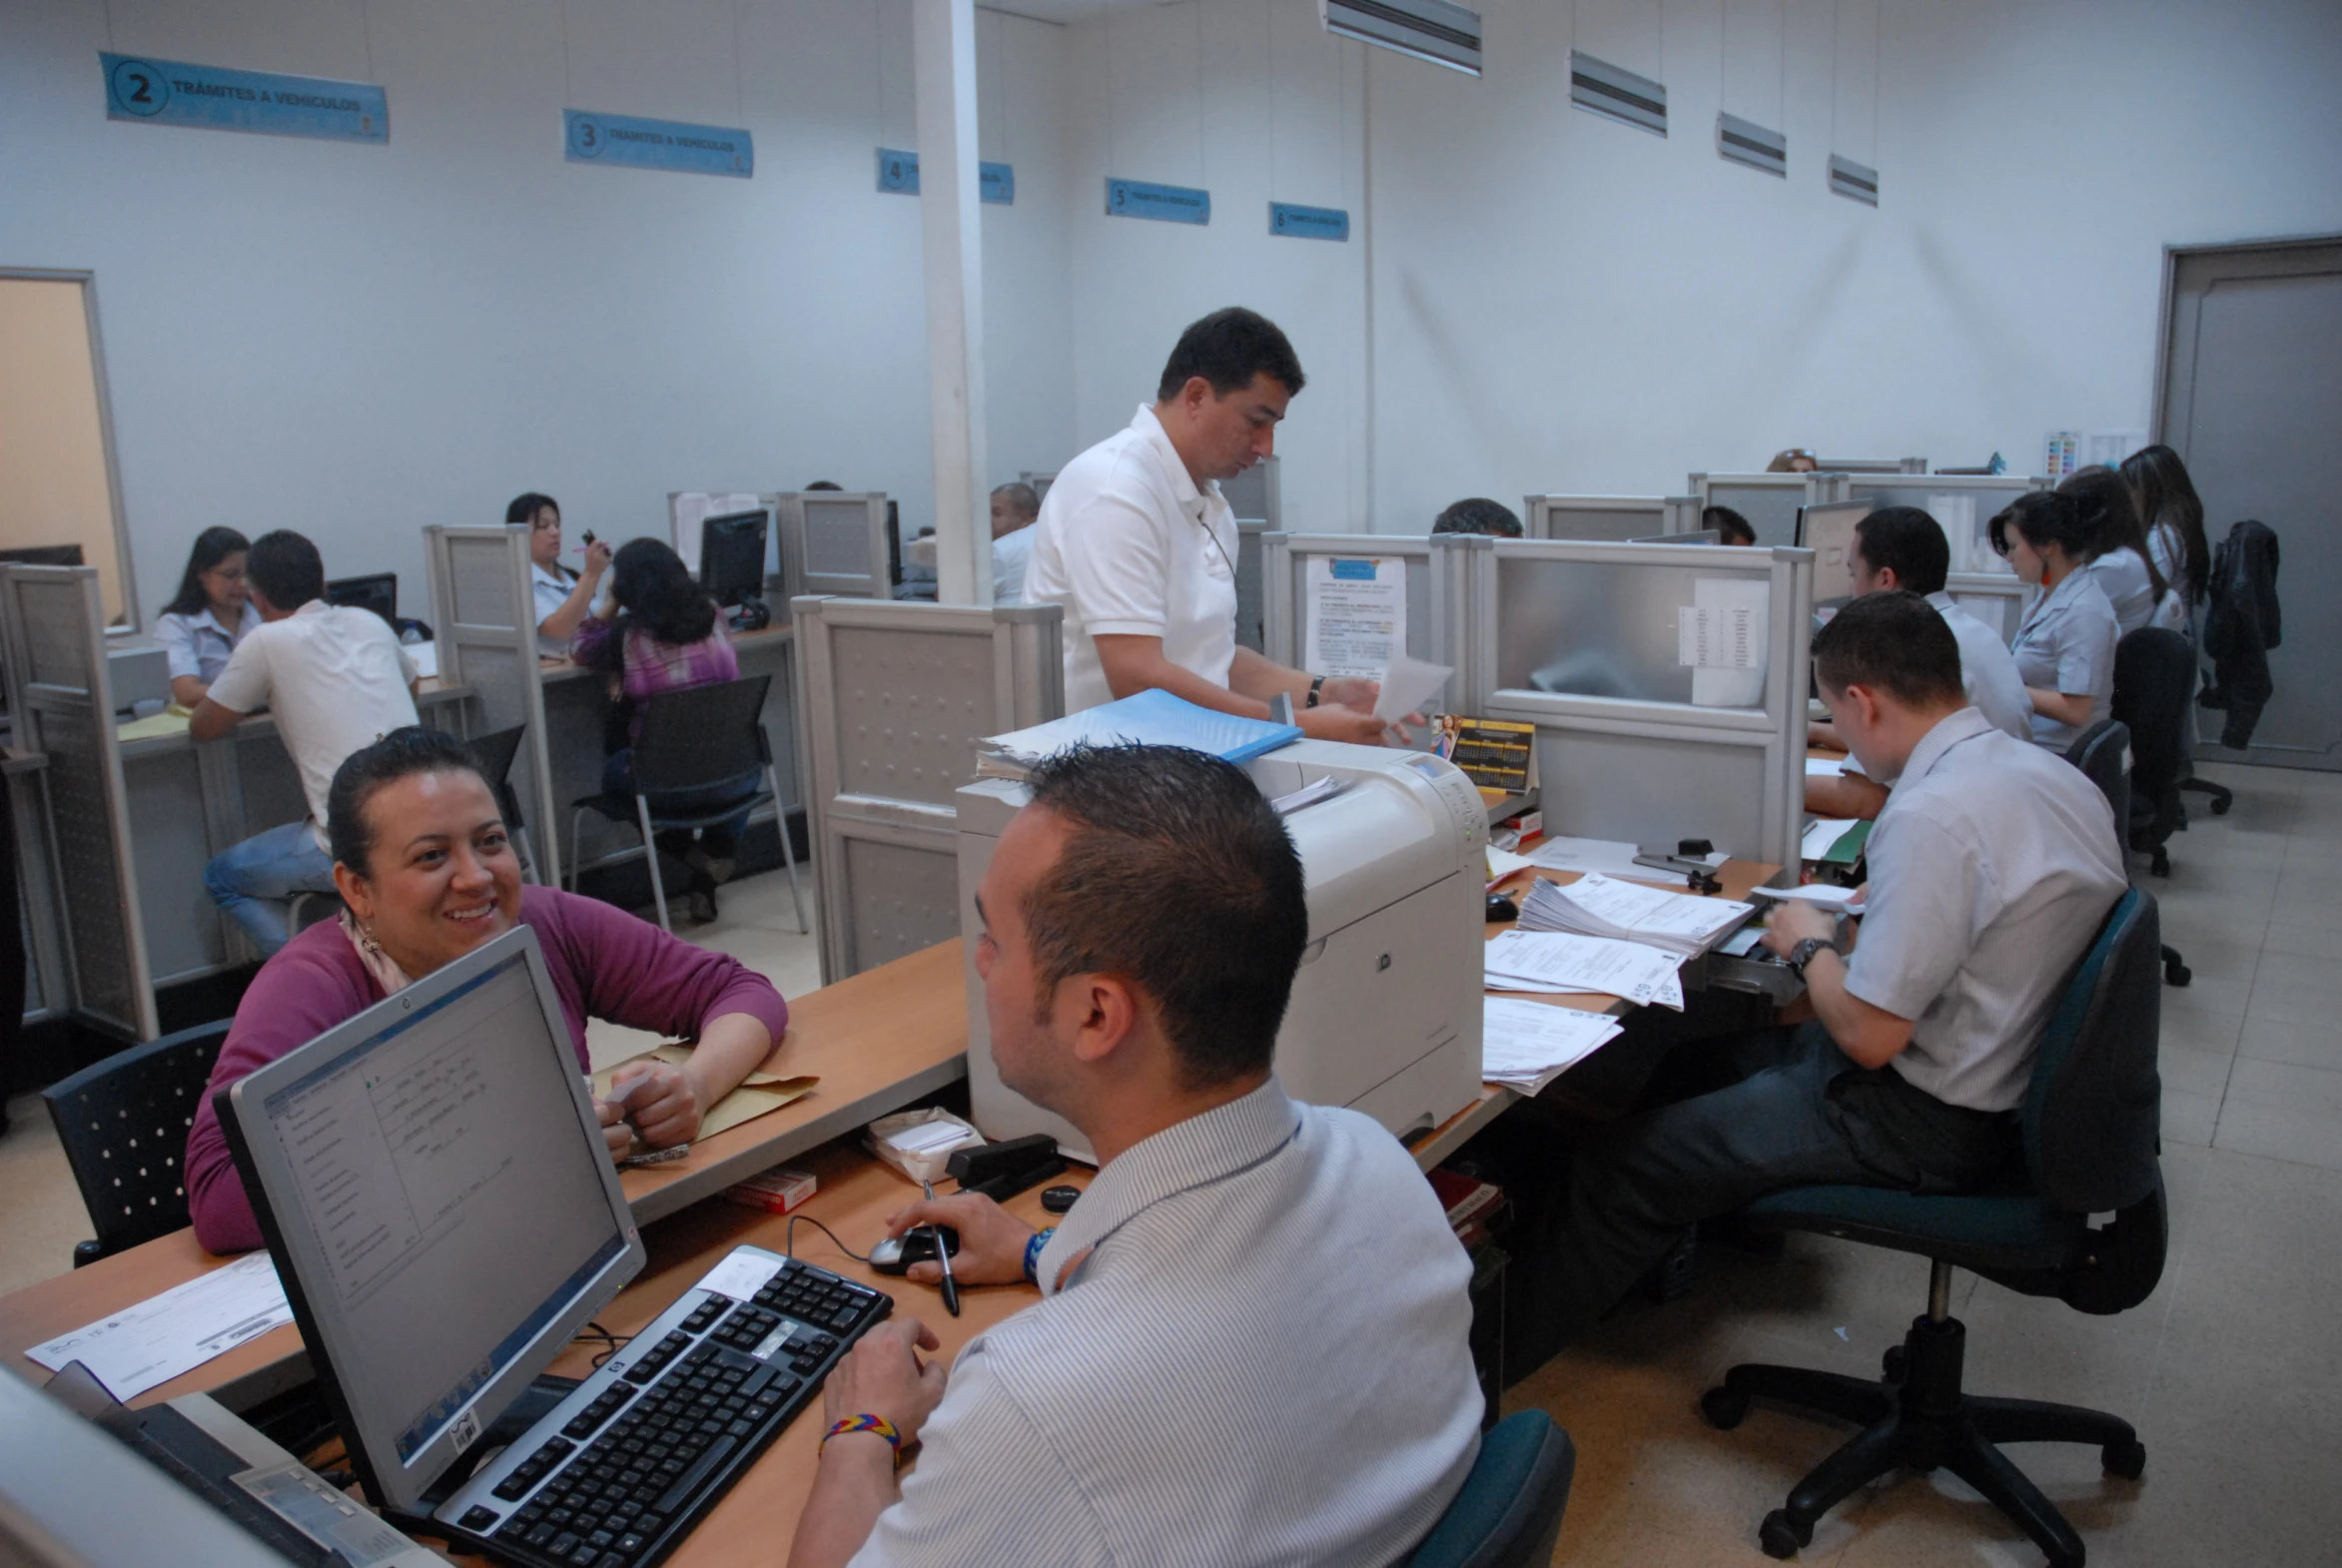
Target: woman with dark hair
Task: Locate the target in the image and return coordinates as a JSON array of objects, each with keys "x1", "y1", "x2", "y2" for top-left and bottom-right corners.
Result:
[
  {"x1": 2119, "y1": 444, "x2": 2210, "y2": 637},
  {"x1": 509, "y1": 491, "x2": 612, "y2": 657},
  {"x1": 182, "y1": 727, "x2": 788, "y2": 1254},
  {"x1": 153, "y1": 526, "x2": 260, "y2": 706},
  {"x1": 574, "y1": 539, "x2": 752, "y2": 919},
  {"x1": 2060, "y1": 465, "x2": 2165, "y2": 636},
  {"x1": 1992, "y1": 491, "x2": 2120, "y2": 751},
  {"x1": 1703, "y1": 505, "x2": 1758, "y2": 546}
]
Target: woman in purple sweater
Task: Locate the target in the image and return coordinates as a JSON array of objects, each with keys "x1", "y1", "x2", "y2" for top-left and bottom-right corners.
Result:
[{"x1": 186, "y1": 727, "x2": 790, "y2": 1254}]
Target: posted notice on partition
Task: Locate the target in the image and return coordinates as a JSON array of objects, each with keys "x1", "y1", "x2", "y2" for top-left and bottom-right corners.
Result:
[{"x1": 1305, "y1": 557, "x2": 1406, "y2": 679}]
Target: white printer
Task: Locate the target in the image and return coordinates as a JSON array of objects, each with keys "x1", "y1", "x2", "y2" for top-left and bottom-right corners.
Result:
[{"x1": 954, "y1": 738, "x2": 1489, "y2": 1163}]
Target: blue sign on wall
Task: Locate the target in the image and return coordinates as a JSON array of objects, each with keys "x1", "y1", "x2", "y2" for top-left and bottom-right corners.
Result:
[
  {"x1": 1106, "y1": 178, "x2": 1210, "y2": 226},
  {"x1": 877, "y1": 149, "x2": 1016, "y2": 205},
  {"x1": 566, "y1": 110, "x2": 751, "y2": 178},
  {"x1": 1269, "y1": 202, "x2": 1349, "y2": 242},
  {"x1": 101, "y1": 52, "x2": 388, "y2": 143}
]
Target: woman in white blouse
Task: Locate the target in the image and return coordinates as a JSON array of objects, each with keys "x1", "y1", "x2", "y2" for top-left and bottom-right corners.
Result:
[
  {"x1": 2063, "y1": 464, "x2": 2167, "y2": 637},
  {"x1": 509, "y1": 491, "x2": 611, "y2": 657},
  {"x1": 2120, "y1": 443, "x2": 2211, "y2": 639},
  {"x1": 1993, "y1": 490, "x2": 2121, "y2": 752},
  {"x1": 152, "y1": 527, "x2": 260, "y2": 707}
]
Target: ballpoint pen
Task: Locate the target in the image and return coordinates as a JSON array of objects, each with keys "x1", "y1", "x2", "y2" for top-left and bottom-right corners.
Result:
[{"x1": 921, "y1": 1180, "x2": 961, "y2": 1317}]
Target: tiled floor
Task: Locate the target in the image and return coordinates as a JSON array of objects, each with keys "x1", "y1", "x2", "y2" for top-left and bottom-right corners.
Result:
[
  {"x1": 4, "y1": 768, "x2": 2338, "y2": 1563},
  {"x1": 1513, "y1": 761, "x2": 2342, "y2": 1565}
]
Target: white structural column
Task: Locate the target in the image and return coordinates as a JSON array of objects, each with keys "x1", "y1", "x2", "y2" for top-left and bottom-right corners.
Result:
[{"x1": 915, "y1": 0, "x2": 992, "y2": 604}]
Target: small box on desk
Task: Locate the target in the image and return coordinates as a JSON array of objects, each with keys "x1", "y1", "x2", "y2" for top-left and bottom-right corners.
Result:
[{"x1": 722, "y1": 1166, "x2": 818, "y2": 1214}]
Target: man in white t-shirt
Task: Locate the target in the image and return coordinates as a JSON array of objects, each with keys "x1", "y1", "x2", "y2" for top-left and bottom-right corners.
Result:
[
  {"x1": 1023, "y1": 309, "x2": 1386, "y2": 742},
  {"x1": 192, "y1": 530, "x2": 420, "y2": 955},
  {"x1": 988, "y1": 482, "x2": 1041, "y2": 605}
]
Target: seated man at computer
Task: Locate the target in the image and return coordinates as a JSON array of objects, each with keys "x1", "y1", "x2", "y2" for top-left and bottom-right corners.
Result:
[
  {"x1": 989, "y1": 481, "x2": 1041, "y2": 604},
  {"x1": 191, "y1": 530, "x2": 422, "y2": 956},
  {"x1": 1807, "y1": 507, "x2": 2034, "y2": 819},
  {"x1": 186, "y1": 727, "x2": 787, "y2": 1254},
  {"x1": 781, "y1": 743, "x2": 1482, "y2": 1568},
  {"x1": 1504, "y1": 592, "x2": 2125, "y2": 1371},
  {"x1": 1432, "y1": 496, "x2": 1523, "y2": 537}
]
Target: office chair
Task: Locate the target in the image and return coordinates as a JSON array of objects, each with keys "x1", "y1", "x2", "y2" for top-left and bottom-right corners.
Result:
[
  {"x1": 42, "y1": 1021, "x2": 233, "y2": 1265},
  {"x1": 1403, "y1": 1410, "x2": 1577, "y2": 1568},
  {"x1": 568, "y1": 674, "x2": 807, "y2": 935},
  {"x1": 468, "y1": 723, "x2": 537, "y2": 883},
  {"x1": 1701, "y1": 888, "x2": 2163, "y2": 1568},
  {"x1": 2112, "y1": 629, "x2": 2194, "y2": 879},
  {"x1": 2064, "y1": 719, "x2": 2190, "y2": 988}
]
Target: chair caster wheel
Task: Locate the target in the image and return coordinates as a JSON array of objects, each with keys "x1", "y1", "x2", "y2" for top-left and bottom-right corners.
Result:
[
  {"x1": 2212, "y1": 798, "x2": 2232, "y2": 816},
  {"x1": 1882, "y1": 1344, "x2": 1908, "y2": 1383},
  {"x1": 2103, "y1": 1438, "x2": 2146, "y2": 1479},
  {"x1": 2165, "y1": 958, "x2": 2191, "y2": 987},
  {"x1": 1701, "y1": 1387, "x2": 1750, "y2": 1431},
  {"x1": 2151, "y1": 851, "x2": 2171, "y2": 878},
  {"x1": 1760, "y1": 1509, "x2": 1812, "y2": 1559}
]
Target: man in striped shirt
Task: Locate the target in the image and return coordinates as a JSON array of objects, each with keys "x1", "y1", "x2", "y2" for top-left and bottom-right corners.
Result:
[{"x1": 783, "y1": 744, "x2": 1483, "y2": 1568}]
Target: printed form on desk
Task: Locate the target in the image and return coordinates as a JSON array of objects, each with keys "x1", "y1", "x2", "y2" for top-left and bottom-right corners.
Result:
[
  {"x1": 1483, "y1": 929, "x2": 1685, "y2": 1011},
  {"x1": 1483, "y1": 998, "x2": 1624, "y2": 1094},
  {"x1": 26, "y1": 1252, "x2": 293, "y2": 1401}
]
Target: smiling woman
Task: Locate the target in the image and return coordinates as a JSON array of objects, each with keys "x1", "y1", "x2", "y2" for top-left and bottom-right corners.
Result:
[{"x1": 181, "y1": 727, "x2": 793, "y2": 1255}]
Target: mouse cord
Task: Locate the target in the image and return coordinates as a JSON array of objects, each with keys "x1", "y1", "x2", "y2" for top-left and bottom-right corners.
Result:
[{"x1": 784, "y1": 1214, "x2": 871, "y2": 1264}]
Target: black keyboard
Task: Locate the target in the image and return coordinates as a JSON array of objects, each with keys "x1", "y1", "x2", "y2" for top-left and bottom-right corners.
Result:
[{"x1": 452, "y1": 1252, "x2": 891, "y2": 1568}]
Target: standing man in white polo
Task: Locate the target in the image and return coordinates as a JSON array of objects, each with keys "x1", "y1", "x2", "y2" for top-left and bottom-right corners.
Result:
[{"x1": 1024, "y1": 309, "x2": 1387, "y2": 741}]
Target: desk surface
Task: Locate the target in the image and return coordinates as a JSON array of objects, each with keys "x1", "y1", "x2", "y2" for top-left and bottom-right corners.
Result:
[
  {"x1": 538, "y1": 624, "x2": 794, "y2": 685},
  {"x1": 114, "y1": 678, "x2": 472, "y2": 761}
]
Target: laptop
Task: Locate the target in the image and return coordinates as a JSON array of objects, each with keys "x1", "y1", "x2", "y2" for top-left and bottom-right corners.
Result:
[{"x1": 219, "y1": 925, "x2": 892, "y2": 1568}]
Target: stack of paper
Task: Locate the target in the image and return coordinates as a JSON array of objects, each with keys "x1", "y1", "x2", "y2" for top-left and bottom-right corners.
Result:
[
  {"x1": 1483, "y1": 929, "x2": 1686, "y2": 1011},
  {"x1": 1517, "y1": 872, "x2": 1754, "y2": 960},
  {"x1": 1483, "y1": 997, "x2": 1626, "y2": 1094}
]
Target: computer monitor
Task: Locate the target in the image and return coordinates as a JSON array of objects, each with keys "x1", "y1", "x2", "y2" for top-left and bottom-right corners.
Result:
[
  {"x1": 1798, "y1": 500, "x2": 1875, "y2": 604},
  {"x1": 326, "y1": 572, "x2": 397, "y2": 626},
  {"x1": 218, "y1": 926, "x2": 645, "y2": 1519},
  {"x1": 699, "y1": 510, "x2": 769, "y2": 608}
]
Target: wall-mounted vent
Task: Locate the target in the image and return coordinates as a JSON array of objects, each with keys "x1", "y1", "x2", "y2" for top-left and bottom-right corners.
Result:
[
  {"x1": 1320, "y1": 0, "x2": 1482, "y2": 77},
  {"x1": 1828, "y1": 154, "x2": 1880, "y2": 207},
  {"x1": 1570, "y1": 51, "x2": 1666, "y2": 137},
  {"x1": 1717, "y1": 112, "x2": 1786, "y2": 178}
]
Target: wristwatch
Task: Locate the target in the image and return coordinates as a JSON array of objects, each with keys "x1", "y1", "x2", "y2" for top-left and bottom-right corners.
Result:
[
  {"x1": 1783, "y1": 937, "x2": 1834, "y2": 981},
  {"x1": 1306, "y1": 675, "x2": 1325, "y2": 709}
]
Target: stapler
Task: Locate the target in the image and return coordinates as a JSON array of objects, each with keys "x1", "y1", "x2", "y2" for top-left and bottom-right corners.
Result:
[{"x1": 946, "y1": 1134, "x2": 1067, "y2": 1202}]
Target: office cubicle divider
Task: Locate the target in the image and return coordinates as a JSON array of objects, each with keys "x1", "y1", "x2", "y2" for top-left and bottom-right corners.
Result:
[
  {"x1": 775, "y1": 492, "x2": 892, "y2": 605},
  {"x1": 1818, "y1": 456, "x2": 1929, "y2": 474},
  {"x1": 1235, "y1": 519, "x2": 1268, "y2": 653},
  {"x1": 1688, "y1": 472, "x2": 1852, "y2": 549},
  {"x1": 423, "y1": 524, "x2": 556, "y2": 885},
  {"x1": 1944, "y1": 574, "x2": 2034, "y2": 645},
  {"x1": 0, "y1": 566, "x2": 159, "y2": 1041},
  {"x1": 1846, "y1": 473, "x2": 2050, "y2": 579},
  {"x1": 1459, "y1": 539, "x2": 1815, "y2": 870},
  {"x1": 793, "y1": 596, "x2": 1063, "y2": 985},
  {"x1": 1219, "y1": 452, "x2": 1280, "y2": 531},
  {"x1": 1258, "y1": 531, "x2": 1472, "y2": 713},
  {"x1": 1523, "y1": 494, "x2": 1704, "y2": 541}
]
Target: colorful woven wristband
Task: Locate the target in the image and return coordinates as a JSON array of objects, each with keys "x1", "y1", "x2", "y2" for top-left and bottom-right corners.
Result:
[
  {"x1": 822, "y1": 1413, "x2": 903, "y2": 1461},
  {"x1": 1024, "y1": 1227, "x2": 1057, "y2": 1285}
]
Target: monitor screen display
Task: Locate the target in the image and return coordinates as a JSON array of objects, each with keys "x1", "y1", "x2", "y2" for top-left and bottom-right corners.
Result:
[
  {"x1": 327, "y1": 573, "x2": 397, "y2": 625},
  {"x1": 699, "y1": 510, "x2": 768, "y2": 607}
]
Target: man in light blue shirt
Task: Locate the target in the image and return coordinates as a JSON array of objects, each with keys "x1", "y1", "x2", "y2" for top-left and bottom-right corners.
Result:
[
  {"x1": 783, "y1": 744, "x2": 1481, "y2": 1568},
  {"x1": 988, "y1": 482, "x2": 1039, "y2": 605}
]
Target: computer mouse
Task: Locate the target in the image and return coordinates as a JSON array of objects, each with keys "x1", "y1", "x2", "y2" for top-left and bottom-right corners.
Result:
[
  {"x1": 869, "y1": 1226, "x2": 961, "y2": 1275},
  {"x1": 1486, "y1": 894, "x2": 1519, "y2": 923}
]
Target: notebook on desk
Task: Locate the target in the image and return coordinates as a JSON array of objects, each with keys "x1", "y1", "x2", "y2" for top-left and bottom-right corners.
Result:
[{"x1": 217, "y1": 925, "x2": 891, "y2": 1568}]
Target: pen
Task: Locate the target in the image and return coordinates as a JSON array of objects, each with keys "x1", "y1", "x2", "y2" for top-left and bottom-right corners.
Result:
[{"x1": 921, "y1": 1179, "x2": 961, "y2": 1317}]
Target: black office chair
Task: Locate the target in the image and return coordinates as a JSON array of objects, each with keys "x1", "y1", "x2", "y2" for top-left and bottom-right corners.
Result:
[
  {"x1": 41, "y1": 1022, "x2": 234, "y2": 1265},
  {"x1": 469, "y1": 723, "x2": 538, "y2": 883},
  {"x1": 1402, "y1": 1410, "x2": 1577, "y2": 1568},
  {"x1": 1701, "y1": 888, "x2": 2163, "y2": 1567},
  {"x1": 2112, "y1": 629, "x2": 2194, "y2": 879},
  {"x1": 2064, "y1": 719, "x2": 2190, "y2": 988},
  {"x1": 567, "y1": 674, "x2": 807, "y2": 935}
]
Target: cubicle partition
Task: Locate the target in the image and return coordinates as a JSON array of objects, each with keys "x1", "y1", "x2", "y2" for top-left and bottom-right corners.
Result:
[
  {"x1": 1523, "y1": 494, "x2": 1703, "y2": 541},
  {"x1": 0, "y1": 566, "x2": 158, "y2": 1041},
  {"x1": 1818, "y1": 456, "x2": 1929, "y2": 474},
  {"x1": 1259, "y1": 532, "x2": 1471, "y2": 712},
  {"x1": 425, "y1": 524, "x2": 554, "y2": 883},
  {"x1": 1846, "y1": 473, "x2": 2049, "y2": 578},
  {"x1": 1459, "y1": 540, "x2": 1814, "y2": 869},
  {"x1": 794, "y1": 596, "x2": 1062, "y2": 985},
  {"x1": 1688, "y1": 472, "x2": 1851, "y2": 548},
  {"x1": 776, "y1": 491, "x2": 893, "y2": 605}
]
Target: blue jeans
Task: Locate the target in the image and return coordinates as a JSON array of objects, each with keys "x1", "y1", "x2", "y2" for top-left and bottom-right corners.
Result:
[{"x1": 205, "y1": 821, "x2": 337, "y2": 956}]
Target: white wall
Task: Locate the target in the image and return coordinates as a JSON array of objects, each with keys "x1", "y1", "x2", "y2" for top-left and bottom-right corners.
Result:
[
  {"x1": 1058, "y1": 0, "x2": 2342, "y2": 534},
  {"x1": 0, "y1": 0, "x2": 1075, "y2": 624}
]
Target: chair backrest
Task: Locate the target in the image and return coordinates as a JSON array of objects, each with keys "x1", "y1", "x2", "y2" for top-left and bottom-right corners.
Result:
[
  {"x1": 630, "y1": 674, "x2": 774, "y2": 795},
  {"x1": 469, "y1": 723, "x2": 529, "y2": 830},
  {"x1": 41, "y1": 1021, "x2": 232, "y2": 1261},
  {"x1": 1403, "y1": 1410, "x2": 1577, "y2": 1568},
  {"x1": 2062, "y1": 718, "x2": 2131, "y2": 837},
  {"x1": 2111, "y1": 628, "x2": 2192, "y2": 806},
  {"x1": 2020, "y1": 887, "x2": 2162, "y2": 1217}
]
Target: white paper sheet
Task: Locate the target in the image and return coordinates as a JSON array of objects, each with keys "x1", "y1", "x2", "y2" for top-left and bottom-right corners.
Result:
[
  {"x1": 1688, "y1": 576, "x2": 1770, "y2": 707},
  {"x1": 1753, "y1": 883, "x2": 1866, "y2": 914},
  {"x1": 1805, "y1": 756, "x2": 1849, "y2": 777},
  {"x1": 1374, "y1": 652, "x2": 1451, "y2": 724},
  {"x1": 406, "y1": 640, "x2": 439, "y2": 681},
  {"x1": 1525, "y1": 836, "x2": 1652, "y2": 880},
  {"x1": 1534, "y1": 872, "x2": 1754, "y2": 956},
  {"x1": 1304, "y1": 556, "x2": 1406, "y2": 678},
  {"x1": 1482, "y1": 997, "x2": 1626, "y2": 1093},
  {"x1": 26, "y1": 1252, "x2": 293, "y2": 1401},
  {"x1": 699, "y1": 1249, "x2": 785, "y2": 1302},
  {"x1": 1483, "y1": 929, "x2": 1687, "y2": 1010},
  {"x1": 1485, "y1": 846, "x2": 1535, "y2": 882}
]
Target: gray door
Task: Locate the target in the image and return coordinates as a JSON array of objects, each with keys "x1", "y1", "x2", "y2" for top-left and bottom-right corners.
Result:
[{"x1": 2158, "y1": 238, "x2": 2342, "y2": 768}]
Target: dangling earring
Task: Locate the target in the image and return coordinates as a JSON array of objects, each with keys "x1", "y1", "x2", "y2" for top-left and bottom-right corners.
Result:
[{"x1": 357, "y1": 922, "x2": 386, "y2": 957}]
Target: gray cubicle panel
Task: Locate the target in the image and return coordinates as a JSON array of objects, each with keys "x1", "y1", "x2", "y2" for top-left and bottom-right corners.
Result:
[
  {"x1": 794, "y1": 596, "x2": 1063, "y2": 984},
  {"x1": 776, "y1": 492, "x2": 891, "y2": 605},
  {"x1": 1523, "y1": 494, "x2": 1702, "y2": 541},
  {"x1": 1688, "y1": 472, "x2": 1850, "y2": 548},
  {"x1": 1259, "y1": 532, "x2": 1469, "y2": 712},
  {"x1": 1019, "y1": 469, "x2": 1056, "y2": 503},
  {"x1": 1235, "y1": 520, "x2": 1267, "y2": 652},
  {"x1": 1944, "y1": 573, "x2": 2034, "y2": 645},
  {"x1": 1460, "y1": 540, "x2": 1814, "y2": 870},
  {"x1": 1218, "y1": 453, "x2": 1280, "y2": 530},
  {"x1": 424, "y1": 524, "x2": 557, "y2": 884},
  {"x1": 1797, "y1": 498, "x2": 1876, "y2": 602},
  {"x1": 1818, "y1": 456, "x2": 1929, "y2": 474},
  {"x1": 0, "y1": 566, "x2": 159, "y2": 1040},
  {"x1": 1846, "y1": 473, "x2": 2050, "y2": 579}
]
